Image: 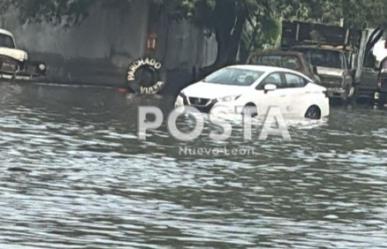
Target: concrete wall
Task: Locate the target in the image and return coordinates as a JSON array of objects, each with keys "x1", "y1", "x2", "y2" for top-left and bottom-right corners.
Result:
[
  {"x1": 1, "y1": 0, "x2": 149, "y2": 62},
  {"x1": 0, "y1": 0, "x2": 217, "y2": 89},
  {"x1": 161, "y1": 20, "x2": 217, "y2": 70}
]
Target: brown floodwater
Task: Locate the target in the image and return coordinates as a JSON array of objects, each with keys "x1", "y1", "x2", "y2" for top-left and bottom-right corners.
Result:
[{"x1": 0, "y1": 82, "x2": 386, "y2": 249}]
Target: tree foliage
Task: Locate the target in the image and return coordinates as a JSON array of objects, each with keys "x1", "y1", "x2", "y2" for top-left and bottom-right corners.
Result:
[
  {"x1": 0, "y1": 0, "x2": 136, "y2": 26},
  {"x1": 0, "y1": 0, "x2": 95, "y2": 26},
  {"x1": 170, "y1": 0, "x2": 264, "y2": 67},
  {"x1": 1, "y1": 0, "x2": 386, "y2": 67}
]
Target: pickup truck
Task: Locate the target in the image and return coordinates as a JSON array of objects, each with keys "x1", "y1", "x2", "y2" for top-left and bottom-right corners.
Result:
[
  {"x1": 292, "y1": 45, "x2": 355, "y2": 100},
  {"x1": 281, "y1": 21, "x2": 361, "y2": 101},
  {"x1": 0, "y1": 28, "x2": 46, "y2": 80}
]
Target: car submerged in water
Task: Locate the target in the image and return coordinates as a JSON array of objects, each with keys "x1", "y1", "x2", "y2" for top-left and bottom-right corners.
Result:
[
  {"x1": 0, "y1": 28, "x2": 46, "y2": 81},
  {"x1": 175, "y1": 65, "x2": 330, "y2": 120}
]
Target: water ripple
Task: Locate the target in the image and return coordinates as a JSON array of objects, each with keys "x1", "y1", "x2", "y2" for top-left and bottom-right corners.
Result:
[{"x1": 0, "y1": 83, "x2": 386, "y2": 248}]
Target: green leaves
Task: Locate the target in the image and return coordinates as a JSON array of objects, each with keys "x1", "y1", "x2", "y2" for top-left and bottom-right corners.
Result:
[
  {"x1": 0, "y1": 0, "x2": 95, "y2": 26},
  {"x1": 2, "y1": 0, "x2": 385, "y2": 29}
]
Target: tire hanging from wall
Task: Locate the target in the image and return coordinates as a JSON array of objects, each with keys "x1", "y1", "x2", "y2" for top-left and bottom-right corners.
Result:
[{"x1": 126, "y1": 58, "x2": 166, "y2": 95}]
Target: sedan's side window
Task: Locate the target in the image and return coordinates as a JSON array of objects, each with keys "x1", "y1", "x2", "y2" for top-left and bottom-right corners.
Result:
[
  {"x1": 259, "y1": 73, "x2": 285, "y2": 89},
  {"x1": 284, "y1": 73, "x2": 307, "y2": 88}
]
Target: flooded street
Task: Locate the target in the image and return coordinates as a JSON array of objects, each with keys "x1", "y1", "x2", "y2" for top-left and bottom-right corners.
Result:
[{"x1": 0, "y1": 82, "x2": 386, "y2": 248}]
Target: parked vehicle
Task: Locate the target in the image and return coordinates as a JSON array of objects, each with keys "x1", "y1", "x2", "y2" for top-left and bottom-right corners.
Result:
[
  {"x1": 292, "y1": 46, "x2": 355, "y2": 100},
  {"x1": 175, "y1": 65, "x2": 329, "y2": 120},
  {"x1": 355, "y1": 28, "x2": 386, "y2": 100},
  {"x1": 375, "y1": 57, "x2": 387, "y2": 105},
  {"x1": 0, "y1": 28, "x2": 46, "y2": 80},
  {"x1": 281, "y1": 21, "x2": 361, "y2": 101},
  {"x1": 247, "y1": 50, "x2": 321, "y2": 84}
]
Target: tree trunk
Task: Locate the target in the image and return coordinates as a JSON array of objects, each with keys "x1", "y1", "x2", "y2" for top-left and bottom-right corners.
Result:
[{"x1": 200, "y1": 1, "x2": 248, "y2": 77}]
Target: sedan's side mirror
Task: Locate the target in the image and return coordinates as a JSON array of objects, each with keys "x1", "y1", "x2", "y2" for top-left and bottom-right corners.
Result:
[{"x1": 264, "y1": 84, "x2": 277, "y2": 93}]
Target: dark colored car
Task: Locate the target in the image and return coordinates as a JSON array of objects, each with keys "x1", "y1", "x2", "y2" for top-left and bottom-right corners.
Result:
[
  {"x1": 247, "y1": 50, "x2": 321, "y2": 83},
  {"x1": 375, "y1": 57, "x2": 387, "y2": 105},
  {"x1": 355, "y1": 29, "x2": 386, "y2": 101}
]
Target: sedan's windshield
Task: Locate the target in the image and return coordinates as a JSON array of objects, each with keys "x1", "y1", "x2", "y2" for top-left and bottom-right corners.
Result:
[
  {"x1": 204, "y1": 68, "x2": 264, "y2": 86},
  {"x1": 296, "y1": 48, "x2": 345, "y2": 69},
  {"x1": 250, "y1": 55, "x2": 301, "y2": 71},
  {"x1": 0, "y1": 34, "x2": 15, "y2": 48}
]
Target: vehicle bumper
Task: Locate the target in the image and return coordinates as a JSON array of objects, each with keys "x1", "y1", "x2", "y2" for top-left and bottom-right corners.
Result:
[
  {"x1": 356, "y1": 86, "x2": 378, "y2": 100},
  {"x1": 0, "y1": 72, "x2": 45, "y2": 81},
  {"x1": 0, "y1": 73, "x2": 33, "y2": 81},
  {"x1": 325, "y1": 87, "x2": 345, "y2": 98},
  {"x1": 175, "y1": 96, "x2": 239, "y2": 115},
  {"x1": 175, "y1": 96, "x2": 220, "y2": 114}
]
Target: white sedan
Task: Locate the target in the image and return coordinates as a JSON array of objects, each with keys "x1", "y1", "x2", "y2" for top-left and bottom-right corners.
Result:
[{"x1": 175, "y1": 65, "x2": 329, "y2": 120}]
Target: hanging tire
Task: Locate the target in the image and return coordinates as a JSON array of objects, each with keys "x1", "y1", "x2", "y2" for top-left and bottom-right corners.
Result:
[
  {"x1": 126, "y1": 58, "x2": 166, "y2": 95},
  {"x1": 305, "y1": 106, "x2": 321, "y2": 120}
]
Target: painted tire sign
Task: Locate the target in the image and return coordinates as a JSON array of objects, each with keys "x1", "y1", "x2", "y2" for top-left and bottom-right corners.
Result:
[{"x1": 127, "y1": 58, "x2": 166, "y2": 95}]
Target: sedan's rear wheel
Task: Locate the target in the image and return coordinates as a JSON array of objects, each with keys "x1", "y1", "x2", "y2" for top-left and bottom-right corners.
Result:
[{"x1": 305, "y1": 106, "x2": 321, "y2": 120}]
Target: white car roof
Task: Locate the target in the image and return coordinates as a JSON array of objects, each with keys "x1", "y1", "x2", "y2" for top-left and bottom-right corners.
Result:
[
  {"x1": 0, "y1": 28, "x2": 14, "y2": 38},
  {"x1": 228, "y1": 64, "x2": 313, "y2": 81},
  {"x1": 229, "y1": 64, "x2": 299, "y2": 74}
]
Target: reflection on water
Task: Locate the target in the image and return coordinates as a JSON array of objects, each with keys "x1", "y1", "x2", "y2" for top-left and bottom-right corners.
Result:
[{"x1": 0, "y1": 82, "x2": 386, "y2": 248}]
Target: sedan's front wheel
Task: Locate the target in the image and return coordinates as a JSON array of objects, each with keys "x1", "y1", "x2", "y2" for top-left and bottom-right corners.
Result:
[{"x1": 242, "y1": 103, "x2": 258, "y2": 118}]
